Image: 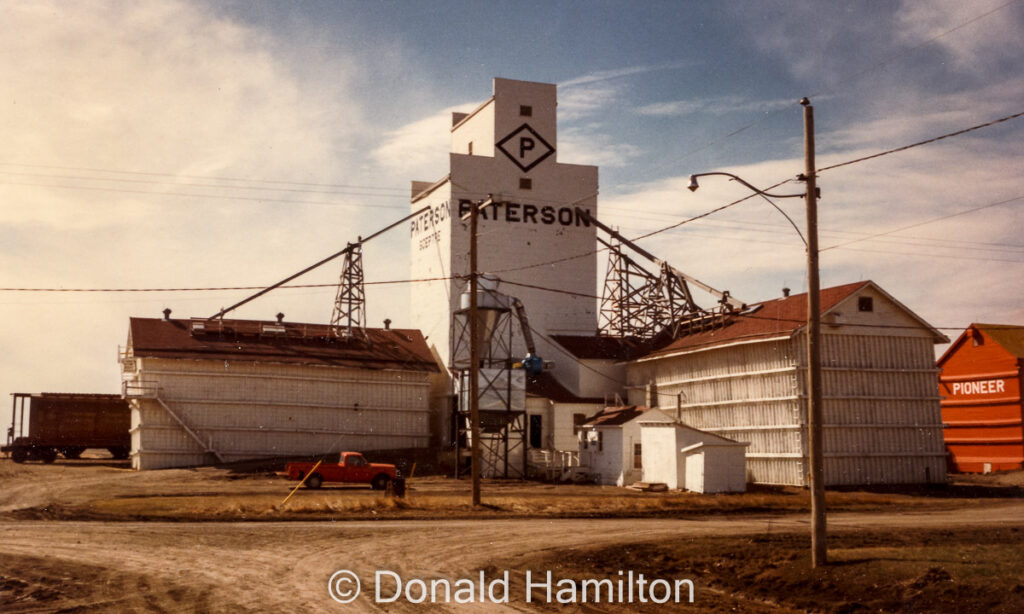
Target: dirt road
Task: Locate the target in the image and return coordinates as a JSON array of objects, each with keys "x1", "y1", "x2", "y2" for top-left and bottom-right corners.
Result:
[{"x1": 3, "y1": 502, "x2": 1023, "y2": 613}]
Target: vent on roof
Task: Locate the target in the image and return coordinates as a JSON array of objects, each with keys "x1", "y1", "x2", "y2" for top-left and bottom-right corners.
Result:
[{"x1": 163, "y1": 308, "x2": 172, "y2": 321}]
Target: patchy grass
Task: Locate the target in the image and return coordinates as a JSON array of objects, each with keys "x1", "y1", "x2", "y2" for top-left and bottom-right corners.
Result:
[{"x1": 3, "y1": 477, "x2": 1006, "y2": 522}]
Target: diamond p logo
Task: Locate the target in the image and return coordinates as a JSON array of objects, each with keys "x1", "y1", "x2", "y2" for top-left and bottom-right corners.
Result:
[{"x1": 496, "y1": 123, "x2": 555, "y2": 172}]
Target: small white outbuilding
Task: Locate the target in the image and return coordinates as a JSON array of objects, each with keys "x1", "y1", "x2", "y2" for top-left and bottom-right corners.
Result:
[
  {"x1": 640, "y1": 421, "x2": 749, "y2": 493},
  {"x1": 579, "y1": 406, "x2": 674, "y2": 486}
]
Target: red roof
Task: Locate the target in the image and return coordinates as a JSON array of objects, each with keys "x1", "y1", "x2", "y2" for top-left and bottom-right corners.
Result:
[
  {"x1": 128, "y1": 317, "x2": 440, "y2": 372},
  {"x1": 583, "y1": 405, "x2": 655, "y2": 427},
  {"x1": 642, "y1": 281, "x2": 871, "y2": 358}
]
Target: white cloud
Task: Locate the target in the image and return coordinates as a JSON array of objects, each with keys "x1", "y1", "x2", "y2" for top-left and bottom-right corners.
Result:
[
  {"x1": 636, "y1": 96, "x2": 794, "y2": 118},
  {"x1": 0, "y1": 0, "x2": 368, "y2": 228},
  {"x1": 0, "y1": 0, "x2": 399, "y2": 422},
  {"x1": 896, "y1": 0, "x2": 1024, "y2": 72},
  {"x1": 370, "y1": 104, "x2": 470, "y2": 182},
  {"x1": 559, "y1": 125, "x2": 642, "y2": 168},
  {"x1": 557, "y1": 81, "x2": 623, "y2": 122},
  {"x1": 559, "y1": 61, "x2": 693, "y2": 88},
  {"x1": 596, "y1": 106, "x2": 1024, "y2": 335},
  {"x1": 821, "y1": 80, "x2": 1024, "y2": 151}
]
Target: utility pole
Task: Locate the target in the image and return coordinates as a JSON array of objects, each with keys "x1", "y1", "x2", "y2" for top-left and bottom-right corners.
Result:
[
  {"x1": 801, "y1": 97, "x2": 827, "y2": 567},
  {"x1": 688, "y1": 99, "x2": 826, "y2": 568},
  {"x1": 468, "y1": 197, "x2": 482, "y2": 506},
  {"x1": 465, "y1": 195, "x2": 493, "y2": 507}
]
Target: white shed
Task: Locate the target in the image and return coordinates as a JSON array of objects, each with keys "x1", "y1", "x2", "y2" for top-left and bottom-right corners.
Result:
[
  {"x1": 640, "y1": 421, "x2": 749, "y2": 493},
  {"x1": 578, "y1": 406, "x2": 674, "y2": 486}
]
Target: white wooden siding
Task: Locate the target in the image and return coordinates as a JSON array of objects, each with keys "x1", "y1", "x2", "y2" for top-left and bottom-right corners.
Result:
[{"x1": 127, "y1": 357, "x2": 432, "y2": 470}]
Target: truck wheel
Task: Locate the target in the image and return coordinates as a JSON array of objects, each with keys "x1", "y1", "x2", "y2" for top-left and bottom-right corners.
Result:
[
  {"x1": 371, "y1": 474, "x2": 390, "y2": 491},
  {"x1": 11, "y1": 449, "x2": 27, "y2": 463},
  {"x1": 305, "y1": 474, "x2": 323, "y2": 489},
  {"x1": 108, "y1": 447, "x2": 130, "y2": 460},
  {"x1": 60, "y1": 447, "x2": 84, "y2": 460},
  {"x1": 40, "y1": 448, "x2": 58, "y2": 464}
]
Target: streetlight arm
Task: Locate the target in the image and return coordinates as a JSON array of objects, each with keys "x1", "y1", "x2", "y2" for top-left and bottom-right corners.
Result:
[{"x1": 688, "y1": 172, "x2": 806, "y2": 199}]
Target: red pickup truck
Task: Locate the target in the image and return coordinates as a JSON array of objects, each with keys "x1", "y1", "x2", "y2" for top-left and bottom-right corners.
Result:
[{"x1": 285, "y1": 452, "x2": 397, "y2": 490}]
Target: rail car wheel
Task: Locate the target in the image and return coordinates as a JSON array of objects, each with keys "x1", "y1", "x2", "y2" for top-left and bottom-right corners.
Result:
[
  {"x1": 11, "y1": 449, "x2": 27, "y2": 463},
  {"x1": 40, "y1": 448, "x2": 58, "y2": 464},
  {"x1": 60, "y1": 447, "x2": 84, "y2": 460},
  {"x1": 305, "y1": 474, "x2": 323, "y2": 489}
]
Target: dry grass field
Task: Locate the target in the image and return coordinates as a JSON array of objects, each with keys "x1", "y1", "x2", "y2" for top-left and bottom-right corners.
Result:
[
  {"x1": 1, "y1": 454, "x2": 1023, "y2": 612},
  {"x1": 2, "y1": 453, "x2": 1019, "y2": 522}
]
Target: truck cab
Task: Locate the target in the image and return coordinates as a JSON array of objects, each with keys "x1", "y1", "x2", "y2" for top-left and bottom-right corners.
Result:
[{"x1": 285, "y1": 452, "x2": 397, "y2": 490}]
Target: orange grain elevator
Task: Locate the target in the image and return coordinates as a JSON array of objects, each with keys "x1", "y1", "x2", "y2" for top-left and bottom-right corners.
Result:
[{"x1": 937, "y1": 324, "x2": 1024, "y2": 472}]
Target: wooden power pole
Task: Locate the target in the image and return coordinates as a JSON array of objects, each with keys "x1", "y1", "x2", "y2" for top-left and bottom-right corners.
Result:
[
  {"x1": 469, "y1": 197, "x2": 482, "y2": 507},
  {"x1": 802, "y1": 97, "x2": 827, "y2": 567}
]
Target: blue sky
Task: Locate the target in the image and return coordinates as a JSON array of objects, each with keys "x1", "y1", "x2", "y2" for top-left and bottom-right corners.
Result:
[{"x1": 1, "y1": 0, "x2": 1022, "y2": 428}]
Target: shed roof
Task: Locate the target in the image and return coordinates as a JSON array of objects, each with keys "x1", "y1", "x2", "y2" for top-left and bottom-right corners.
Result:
[
  {"x1": 638, "y1": 420, "x2": 747, "y2": 446},
  {"x1": 128, "y1": 317, "x2": 440, "y2": 372},
  {"x1": 583, "y1": 405, "x2": 660, "y2": 428}
]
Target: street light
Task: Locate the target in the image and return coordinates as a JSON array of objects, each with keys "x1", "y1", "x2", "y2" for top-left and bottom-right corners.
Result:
[{"x1": 688, "y1": 98, "x2": 826, "y2": 568}]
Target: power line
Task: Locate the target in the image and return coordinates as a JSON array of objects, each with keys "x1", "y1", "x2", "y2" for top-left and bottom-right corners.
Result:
[
  {"x1": 497, "y1": 279, "x2": 600, "y2": 301},
  {"x1": 822, "y1": 195, "x2": 1024, "y2": 252},
  {"x1": 502, "y1": 276, "x2": 971, "y2": 333},
  {"x1": 0, "y1": 276, "x2": 453, "y2": 293},
  {"x1": 491, "y1": 179, "x2": 796, "y2": 277},
  {"x1": 649, "y1": 0, "x2": 1022, "y2": 174},
  {"x1": 810, "y1": 0, "x2": 1023, "y2": 100},
  {"x1": 818, "y1": 110, "x2": 1024, "y2": 173},
  {"x1": 608, "y1": 204, "x2": 1024, "y2": 252},
  {"x1": 0, "y1": 162, "x2": 409, "y2": 193},
  {"x1": 0, "y1": 170, "x2": 409, "y2": 199},
  {"x1": 0, "y1": 179, "x2": 410, "y2": 209},
  {"x1": 826, "y1": 244, "x2": 1023, "y2": 264}
]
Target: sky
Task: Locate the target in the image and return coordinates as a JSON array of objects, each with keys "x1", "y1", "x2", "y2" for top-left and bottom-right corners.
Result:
[{"x1": 2, "y1": 0, "x2": 1022, "y2": 431}]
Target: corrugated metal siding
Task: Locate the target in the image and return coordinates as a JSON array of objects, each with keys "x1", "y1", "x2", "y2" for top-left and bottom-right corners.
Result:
[
  {"x1": 127, "y1": 357, "x2": 432, "y2": 470},
  {"x1": 626, "y1": 333, "x2": 945, "y2": 486},
  {"x1": 937, "y1": 326, "x2": 1024, "y2": 472}
]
